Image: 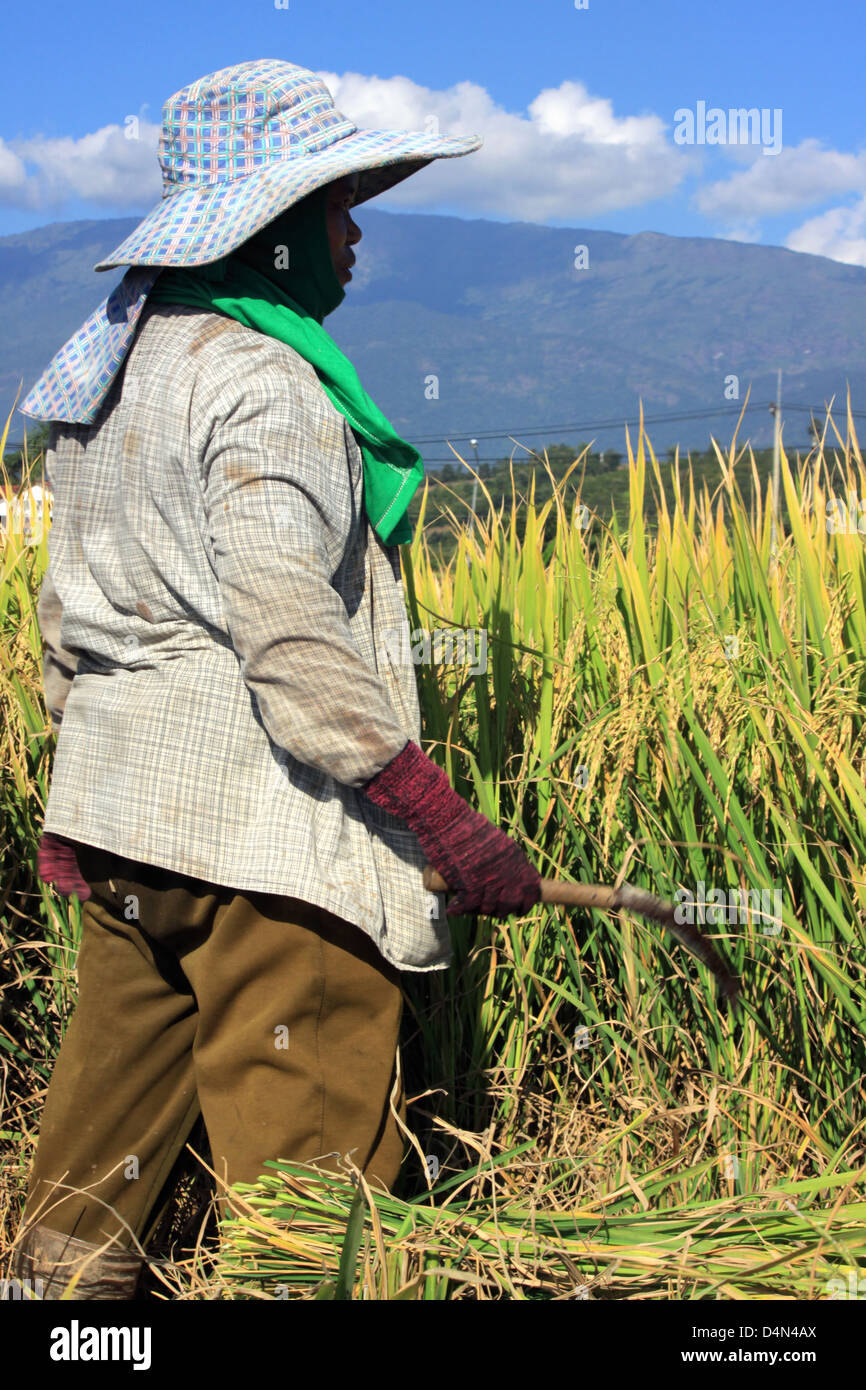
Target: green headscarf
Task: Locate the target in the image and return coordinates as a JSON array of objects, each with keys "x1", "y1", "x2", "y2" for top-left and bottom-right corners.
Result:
[{"x1": 147, "y1": 182, "x2": 424, "y2": 545}]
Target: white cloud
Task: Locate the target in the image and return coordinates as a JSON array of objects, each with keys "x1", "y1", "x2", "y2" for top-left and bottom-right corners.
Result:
[
  {"x1": 2, "y1": 119, "x2": 161, "y2": 211},
  {"x1": 0, "y1": 73, "x2": 691, "y2": 222},
  {"x1": 785, "y1": 197, "x2": 866, "y2": 267},
  {"x1": 694, "y1": 139, "x2": 866, "y2": 221},
  {"x1": 7, "y1": 72, "x2": 866, "y2": 267},
  {"x1": 0, "y1": 138, "x2": 29, "y2": 196},
  {"x1": 318, "y1": 71, "x2": 690, "y2": 219}
]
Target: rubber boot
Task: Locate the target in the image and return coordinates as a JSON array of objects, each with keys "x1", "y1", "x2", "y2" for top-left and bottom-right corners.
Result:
[{"x1": 6, "y1": 1223, "x2": 144, "y2": 1301}]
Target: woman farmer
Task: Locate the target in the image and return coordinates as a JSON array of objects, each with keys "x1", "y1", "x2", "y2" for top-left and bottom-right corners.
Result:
[{"x1": 11, "y1": 59, "x2": 541, "y2": 1301}]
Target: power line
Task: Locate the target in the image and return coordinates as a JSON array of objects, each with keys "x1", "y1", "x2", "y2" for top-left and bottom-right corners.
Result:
[
  {"x1": 5, "y1": 396, "x2": 857, "y2": 462},
  {"x1": 405, "y1": 399, "x2": 866, "y2": 449},
  {"x1": 421, "y1": 448, "x2": 818, "y2": 464},
  {"x1": 407, "y1": 403, "x2": 760, "y2": 445}
]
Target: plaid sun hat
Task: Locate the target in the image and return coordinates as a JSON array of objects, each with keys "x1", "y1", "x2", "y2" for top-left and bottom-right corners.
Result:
[{"x1": 20, "y1": 58, "x2": 482, "y2": 424}]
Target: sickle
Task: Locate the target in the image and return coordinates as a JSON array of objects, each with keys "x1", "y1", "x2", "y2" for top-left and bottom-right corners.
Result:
[{"x1": 422, "y1": 864, "x2": 740, "y2": 1005}]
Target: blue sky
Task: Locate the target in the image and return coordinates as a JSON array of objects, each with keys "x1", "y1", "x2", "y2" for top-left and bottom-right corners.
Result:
[{"x1": 2, "y1": 0, "x2": 865, "y2": 261}]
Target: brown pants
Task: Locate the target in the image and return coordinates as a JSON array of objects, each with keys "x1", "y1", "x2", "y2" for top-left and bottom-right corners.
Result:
[{"x1": 18, "y1": 843, "x2": 407, "y2": 1251}]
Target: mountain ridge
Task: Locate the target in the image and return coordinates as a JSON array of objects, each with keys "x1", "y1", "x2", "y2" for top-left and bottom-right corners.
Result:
[{"x1": 3, "y1": 209, "x2": 864, "y2": 461}]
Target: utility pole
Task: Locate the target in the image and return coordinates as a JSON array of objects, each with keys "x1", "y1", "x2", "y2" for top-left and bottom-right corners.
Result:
[{"x1": 770, "y1": 369, "x2": 782, "y2": 562}]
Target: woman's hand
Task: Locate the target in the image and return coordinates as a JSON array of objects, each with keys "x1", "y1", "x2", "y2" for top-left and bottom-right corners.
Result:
[
  {"x1": 37, "y1": 833, "x2": 92, "y2": 901},
  {"x1": 362, "y1": 740, "x2": 541, "y2": 918}
]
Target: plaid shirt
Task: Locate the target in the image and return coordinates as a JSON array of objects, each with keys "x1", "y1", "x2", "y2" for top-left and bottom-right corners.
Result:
[{"x1": 38, "y1": 301, "x2": 450, "y2": 972}]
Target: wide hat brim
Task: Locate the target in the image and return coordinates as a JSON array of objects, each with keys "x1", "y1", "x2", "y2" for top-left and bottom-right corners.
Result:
[{"x1": 93, "y1": 127, "x2": 481, "y2": 272}]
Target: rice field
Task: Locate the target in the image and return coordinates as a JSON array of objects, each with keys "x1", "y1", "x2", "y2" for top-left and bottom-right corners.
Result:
[{"x1": 1, "y1": 398, "x2": 864, "y2": 1300}]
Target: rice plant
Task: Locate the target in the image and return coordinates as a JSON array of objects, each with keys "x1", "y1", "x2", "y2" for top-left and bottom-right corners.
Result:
[
  {"x1": 2, "y1": 394, "x2": 864, "y2": 1299},
  {"x1": 216, "y1": 1157, "x2": 866, "y2": 1301},
  {"x1": 396, "y1": 400, "x2": 865, "y2": 1214},
  {"x1": 0, "y1": 410, "x2": 82, "y2": 1231}
]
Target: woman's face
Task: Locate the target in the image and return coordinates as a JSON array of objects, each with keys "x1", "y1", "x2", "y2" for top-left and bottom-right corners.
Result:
[{"x1": 326, "y1": 174, "x2": 362, "y2": 285}]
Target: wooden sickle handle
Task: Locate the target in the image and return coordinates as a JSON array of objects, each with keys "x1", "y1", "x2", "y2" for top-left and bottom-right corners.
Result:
[
  {"x1": 422, "y1": 864, "x2": 740, "y2": 1004},
  {"x1": 424, "y1": 863, "x2": 678, "y2": 921}
]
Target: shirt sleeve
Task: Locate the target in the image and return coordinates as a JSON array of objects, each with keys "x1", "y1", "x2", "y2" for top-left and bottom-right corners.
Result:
[
  {"x1": 195, "y1": 342, "x2": 411, "y2": 788},
  {"x1": 37, "y1": 553, "x2": 80, "y2": 730},
  {"x1": 36, "y1": 433, "x2": 82, "y2": 729}
]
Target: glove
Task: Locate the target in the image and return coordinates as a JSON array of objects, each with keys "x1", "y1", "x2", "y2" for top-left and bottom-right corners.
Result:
[
  {"x1": 361, "y1": 739, "x2": 541, "y2": 917},
  {"x1": 37, "y1": 832, "x2": 92, "y2": 901}
]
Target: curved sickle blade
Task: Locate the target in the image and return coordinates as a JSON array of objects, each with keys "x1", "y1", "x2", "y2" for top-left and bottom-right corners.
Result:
[{"x1": 422, "y1": 865, "x2": 740, "y2": 1004}]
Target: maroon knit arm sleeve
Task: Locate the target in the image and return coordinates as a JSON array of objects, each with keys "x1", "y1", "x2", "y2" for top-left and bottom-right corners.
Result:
[
  {"x1": 37, "y1": 834, "x2": 92, "y2": 901},
  {"x1": 361, "y1": 740, "x2": 540, "y2": 917}
]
